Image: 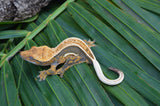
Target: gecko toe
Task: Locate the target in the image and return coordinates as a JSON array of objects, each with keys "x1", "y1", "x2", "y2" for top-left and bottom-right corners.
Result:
[
  {"x1": 84, "y1": 39, "x2": 96, "y2": 48},
  {"x1": 60, "y1": 73, "x2": 64, "y2": 78},
  {"x1": 37, "y1": 70, "x2": 48, "y2": 81},
  {"x1": 43, "y1": 77, "x2": 46, "y2": 80}
]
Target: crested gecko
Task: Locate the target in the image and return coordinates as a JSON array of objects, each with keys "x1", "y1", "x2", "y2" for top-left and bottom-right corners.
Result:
[{"x1": 20, "y1": 37, "x2": 124, "y2": 85}]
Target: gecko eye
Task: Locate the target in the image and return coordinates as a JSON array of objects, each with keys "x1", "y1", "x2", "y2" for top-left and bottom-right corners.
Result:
[{"x1": 29, "y1": 56, "x2": 34, "y2": 60}]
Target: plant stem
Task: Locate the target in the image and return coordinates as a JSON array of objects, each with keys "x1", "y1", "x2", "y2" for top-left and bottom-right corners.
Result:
[
  {"x1": 0, "y1": 53, "x2": 6, "y2": 57},
  {"x1": 0, "y1": 0, "x2": 75, "y2": 68}
]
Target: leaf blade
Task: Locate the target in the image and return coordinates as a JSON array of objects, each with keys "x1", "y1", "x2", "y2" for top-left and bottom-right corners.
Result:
[{"x1": 1, "y1": 61, "x2": 21, "y2": 106}]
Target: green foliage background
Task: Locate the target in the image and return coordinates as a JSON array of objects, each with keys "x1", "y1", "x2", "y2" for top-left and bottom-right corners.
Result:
[{"x1": 0, "y1": 0, "x2": 160, "y2": 105}]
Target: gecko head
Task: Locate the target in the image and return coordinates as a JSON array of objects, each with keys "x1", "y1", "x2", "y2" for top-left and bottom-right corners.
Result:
[{"x1": 20, "y1": 46, "x2": 55, "y2": 65}]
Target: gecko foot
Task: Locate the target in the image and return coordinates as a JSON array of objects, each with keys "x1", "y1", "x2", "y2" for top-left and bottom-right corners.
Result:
[
  {"x1": 84, "y1": 39, "x2": 96, "y2": 48},
  {"x1": 57, "y1": 69, "x2": 65, "y2": 78},
  {"x1": 37, "y1": 70, "x2": 48, "y2": 81}
]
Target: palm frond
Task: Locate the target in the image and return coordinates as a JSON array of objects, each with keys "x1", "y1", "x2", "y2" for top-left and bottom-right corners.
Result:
[{"x1": 0, "y1": 0, "x2": 160, "y2": 105}]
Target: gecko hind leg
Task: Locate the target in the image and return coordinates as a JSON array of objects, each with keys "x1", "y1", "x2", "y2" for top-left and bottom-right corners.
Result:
[
  {"x1": 84, "y1": 39, "x2": 96, "y2": 48},
  {"x1": 57, "y1": 56, "x2": 86, "y2": 78}
]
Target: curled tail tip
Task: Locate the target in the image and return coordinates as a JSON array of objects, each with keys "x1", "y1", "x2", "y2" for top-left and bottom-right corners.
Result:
[
  {"x1": 109, "y1": 67, "x2": 124, "y2": 84},
  {"x1": 109, "y1": 67, "x2": 123, "y2": 73},
  {"x1": 92, "y1": 60, "x2": 124, "y2": 85}
]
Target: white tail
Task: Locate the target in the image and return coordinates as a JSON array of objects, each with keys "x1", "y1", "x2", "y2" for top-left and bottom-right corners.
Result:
[{"x1": 92, "y1": 59, "x2": 124, "y2": 85}]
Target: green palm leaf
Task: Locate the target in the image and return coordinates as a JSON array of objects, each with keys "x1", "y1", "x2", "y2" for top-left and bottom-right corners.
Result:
[{"x1": 0, "y1": 0, "x2": 160, "y2": 105}]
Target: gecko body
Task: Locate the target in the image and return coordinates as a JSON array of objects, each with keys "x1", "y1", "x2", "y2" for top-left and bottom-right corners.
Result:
[{"x1": 20, "y1": 37, "x2": 124, "y2": 85}]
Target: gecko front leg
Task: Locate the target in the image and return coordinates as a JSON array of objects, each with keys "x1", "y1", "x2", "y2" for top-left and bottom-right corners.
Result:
[
  {"x1": 37, "y1": 57, "x2": 65, "y2": 81},
  {"x1": 37, "y1": 64, "x2": 57, "y2": 81}
]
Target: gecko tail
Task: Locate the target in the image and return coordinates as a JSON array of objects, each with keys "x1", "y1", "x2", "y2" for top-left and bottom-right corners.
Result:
[{"x1": 92, "y1": 59, "x2": 124, "y2": 85}]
